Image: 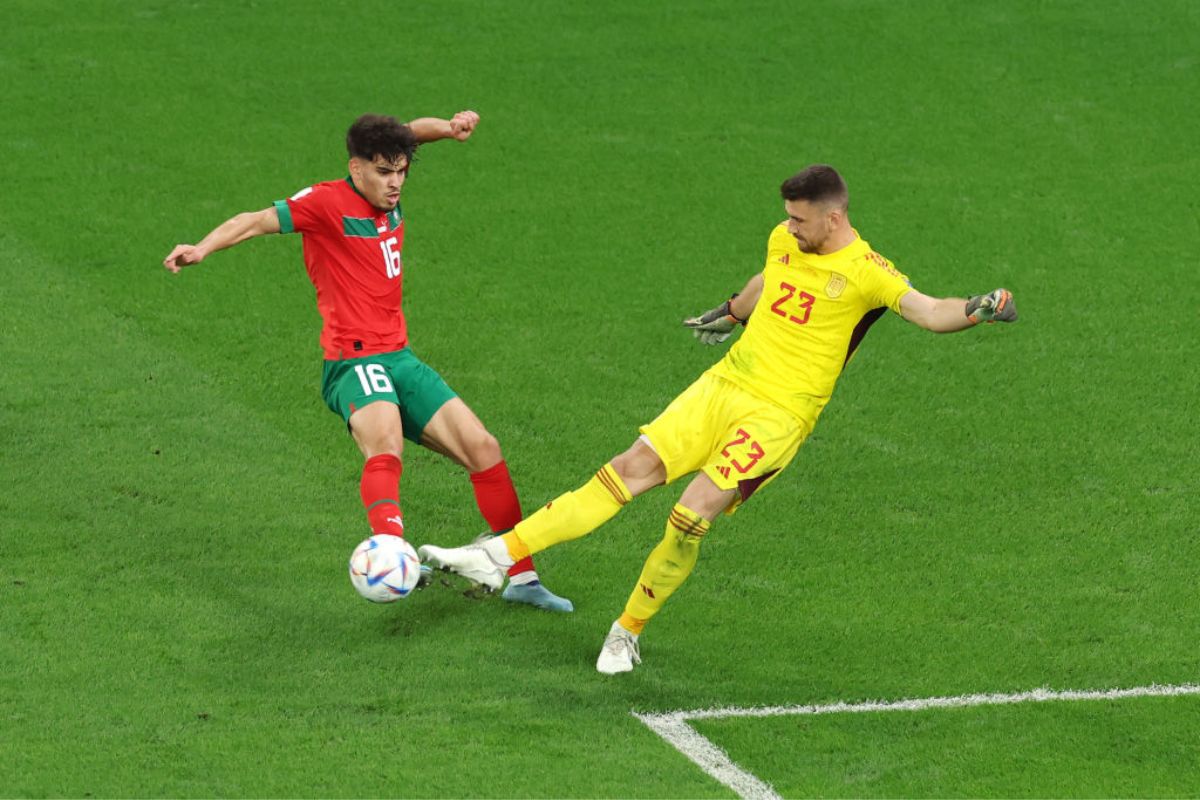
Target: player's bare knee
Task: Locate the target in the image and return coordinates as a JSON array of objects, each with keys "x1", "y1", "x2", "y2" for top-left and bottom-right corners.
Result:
[
  {"x1": 678, "y1": 475, "x2": 734, "y2": 520},
  {"x1": 350, "y1": 402, "x2": 405, "y2": 459},
  {"x1": 464, "y1": 430, "x2": 502, "y2": 472},
  {"x1": 364, "y1": 435, "x2": 404, "y2": 459},
  {"x1": 354, "y1": 423, "x2": 404, "y2": 459},
  {"x1": 611, "y1": 441, "x2": 666, "y2": 489}
]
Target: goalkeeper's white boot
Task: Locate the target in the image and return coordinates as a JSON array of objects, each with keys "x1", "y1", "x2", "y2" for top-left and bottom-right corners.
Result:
[
  {"x1": 596, "y1": 620, "x2": 642, "y2": 675},
  {"x1": 418, "y1": 544, "x2": 505, "y2": 592}
]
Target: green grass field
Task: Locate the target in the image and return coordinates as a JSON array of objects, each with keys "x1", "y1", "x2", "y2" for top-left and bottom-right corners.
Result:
[{"x1": 2, "y1": 1, "x2": 1198, "y2": 796}]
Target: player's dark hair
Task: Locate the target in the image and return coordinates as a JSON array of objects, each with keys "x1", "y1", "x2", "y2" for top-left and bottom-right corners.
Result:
[
  {"x1": 780, "y1": 165, "x2": 849, "y2": 210},
  {"x1": 346, "y1": 114, "x2": 418, "y2": 164}
]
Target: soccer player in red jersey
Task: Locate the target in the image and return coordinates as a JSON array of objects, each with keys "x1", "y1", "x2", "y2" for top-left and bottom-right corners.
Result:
[{"x1": 163, "y1": 111, "x2": 572, "y2": 612}]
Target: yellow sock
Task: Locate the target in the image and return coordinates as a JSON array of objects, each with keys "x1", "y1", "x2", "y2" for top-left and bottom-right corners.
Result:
[
  {"x1": 622, "y1": 503, "x2": 710, "y2": 625},
  {"x1": 500, "y1": 463, "x2": 632, "y2": 559}
]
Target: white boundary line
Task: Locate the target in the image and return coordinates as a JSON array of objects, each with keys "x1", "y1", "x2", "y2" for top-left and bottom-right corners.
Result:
[{"x1": 633, "y1": 682, "x2": 1200, "y2": 800}]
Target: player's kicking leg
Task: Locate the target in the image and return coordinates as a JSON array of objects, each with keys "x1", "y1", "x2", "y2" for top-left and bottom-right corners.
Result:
[
  {"x1": 349, "y1": 400, "x2": 408, "y2": 539},
  {"x1": 348, "y1": 400, "x2": 432, "y2": 589},
  {"x1": 420, "y1": 398, "x2": 573, "y2": 612},
  {"x1": 419, "y1": 438, "x2": 667, "y2": 602},
  {"x1": 596, "y1": 470, "x2": 735, "y2": 674}
]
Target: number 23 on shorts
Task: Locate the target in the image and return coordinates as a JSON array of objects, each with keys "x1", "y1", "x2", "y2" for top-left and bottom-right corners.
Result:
[{"x1": 721, "y1": 428, "x2": 765, "y2": 474}]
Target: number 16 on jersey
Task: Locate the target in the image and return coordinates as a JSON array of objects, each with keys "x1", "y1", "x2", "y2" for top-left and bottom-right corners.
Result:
[{"x1": 380, "y1": 236, "x2": 402, "y2": 279}]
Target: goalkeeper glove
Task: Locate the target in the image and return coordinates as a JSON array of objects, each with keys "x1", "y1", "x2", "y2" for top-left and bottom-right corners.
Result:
[
  {"x1": 965, "y1": 288, "x2": 1018, "y2": 324},
  {"x1": 683, "y1": 296, "x2": 746, "y2": 345}
]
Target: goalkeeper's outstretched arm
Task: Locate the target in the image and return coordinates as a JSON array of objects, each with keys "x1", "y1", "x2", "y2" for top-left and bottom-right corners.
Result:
[
  {"x1": 899, "y1": 288, "x2": 1017, "y2": 332},
  {"x1": 728, "y1": 273, "x2": 763, "y2": 321},
  {"x1": 683, "y1": 273, "x2": 763, "y2": 345}
]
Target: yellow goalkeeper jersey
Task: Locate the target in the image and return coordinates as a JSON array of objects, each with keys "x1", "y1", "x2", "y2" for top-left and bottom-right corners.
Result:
[{"x1": 708, "y1": 223, "x2": 913, "y2": 416}]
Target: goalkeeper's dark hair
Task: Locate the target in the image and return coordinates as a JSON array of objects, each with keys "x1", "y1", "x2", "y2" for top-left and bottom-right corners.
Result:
[
  {"x1": 780, "y1": 165, "x2": 849, "y2": 211},
  {"x1": 346, "y1": 114, "x2": 418, "y2": 164}
]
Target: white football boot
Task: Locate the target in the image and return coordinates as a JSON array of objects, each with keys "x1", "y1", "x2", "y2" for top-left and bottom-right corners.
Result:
[
  {"x1": 417, "y1": 544, "x2": 505, "y2": 592},
  {"x1": 596, "y1": 620, "x2": 642, "y2": 674}
]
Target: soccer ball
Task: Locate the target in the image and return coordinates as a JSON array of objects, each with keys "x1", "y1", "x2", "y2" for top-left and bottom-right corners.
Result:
[{"x1": 348, "y1": 534, "x2": 422, "y2": 602}]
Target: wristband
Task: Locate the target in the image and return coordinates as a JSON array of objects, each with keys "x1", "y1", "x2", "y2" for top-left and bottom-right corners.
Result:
[{"x1": 727, "y1": 293, "x2": 747, "y2": 325}]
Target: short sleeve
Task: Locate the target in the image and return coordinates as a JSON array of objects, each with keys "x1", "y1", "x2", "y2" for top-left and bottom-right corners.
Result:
[
  {"x1": 273, "y1": 199, "x2": 295, "y2": 234},
  {"x1": 274, "y1": 185, "x2": 328, "y2": 236},
  {"x1": 858, "y1": 251, "x2": 913, "y2": 314}
]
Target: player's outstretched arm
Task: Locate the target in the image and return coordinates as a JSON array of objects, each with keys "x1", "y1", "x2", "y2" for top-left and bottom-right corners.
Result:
[
  {"x1": 899, "y1": 287, "x2": 1017, "y2": 332},
  {"x1": 163, "y1": 206, "x2": 281, "y2": 273},
  {"x1": 406, "y1": 110, "x2": 480, "y2": 143},
  {"x1": 683, "y1": 273, "x2": 763, "y2": 345}
]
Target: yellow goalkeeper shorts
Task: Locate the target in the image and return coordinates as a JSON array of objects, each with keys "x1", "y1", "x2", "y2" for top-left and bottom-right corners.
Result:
[{"x1": 638, "y1": 370, "x2": 823, "y2": 513}]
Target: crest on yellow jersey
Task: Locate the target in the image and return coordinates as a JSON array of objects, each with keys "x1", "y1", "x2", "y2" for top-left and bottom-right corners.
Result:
[{"x1": 825, "y1": 272, "x2": 847, "y2": 298}]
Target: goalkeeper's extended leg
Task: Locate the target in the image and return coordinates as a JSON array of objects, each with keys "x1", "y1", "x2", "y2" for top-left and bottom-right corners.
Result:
[
  {"x1": 598, "y1": 474, "x2": 735, "y2": 674},
  {"x1": 421, "y1": 462, "x2": 635, "y2": 589},
  {"x1": 420, "y1": 440, "x2": 666, "y2": 591}
]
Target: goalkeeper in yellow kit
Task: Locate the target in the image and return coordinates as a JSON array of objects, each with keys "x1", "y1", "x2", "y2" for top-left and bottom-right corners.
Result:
[{"x1": 420, "y1": 165, "x2": 1017, "y2": 674}]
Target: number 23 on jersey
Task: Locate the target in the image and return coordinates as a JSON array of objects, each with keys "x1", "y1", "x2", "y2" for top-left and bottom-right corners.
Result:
[{"x1": 771, "y1": 282, "x2": 815, "y2": 325}]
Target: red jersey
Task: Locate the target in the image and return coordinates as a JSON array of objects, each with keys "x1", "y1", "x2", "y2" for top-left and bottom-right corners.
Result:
[{"x1": 274, "y1": 178, "x2": 407, "y2": 360}]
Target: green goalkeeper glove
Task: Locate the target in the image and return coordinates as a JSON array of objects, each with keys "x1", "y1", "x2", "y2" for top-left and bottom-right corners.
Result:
[
  {"x1": 965, "y1": 288, "x2": 1018, "y2": 324},
  {"x1": 683, "y1": 297, "x2": 746, "y2": 345}
]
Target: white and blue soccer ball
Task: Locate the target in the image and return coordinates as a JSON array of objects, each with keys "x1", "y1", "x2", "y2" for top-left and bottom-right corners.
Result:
[{"x1": 349, "y1": 534, "x2": 422, "y2": 602}]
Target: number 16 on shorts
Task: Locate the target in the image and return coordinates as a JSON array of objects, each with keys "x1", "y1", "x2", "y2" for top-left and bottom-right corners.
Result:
[{"x1": 354, "y1": 364, "x2": 394, "y2": 395}]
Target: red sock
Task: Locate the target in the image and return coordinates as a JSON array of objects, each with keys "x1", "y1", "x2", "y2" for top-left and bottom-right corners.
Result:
[
  {"x1": 361, "y1": 454, "x2": 404, "y2": 537},
  {"x1": 469, "y1": 460, "x2": 535, "y2": 579}
]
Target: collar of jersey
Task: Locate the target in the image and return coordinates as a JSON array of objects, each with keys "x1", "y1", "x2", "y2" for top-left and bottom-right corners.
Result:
[
  {"x1": 342, "y1": 176, "x2": 403, "y2": 231},
  {"x1": 344, "y1": 175, "x2": 372, "y2": 205},
  {"x1": 812, "y1": 234, "x2": 866, "y2": 260}
]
